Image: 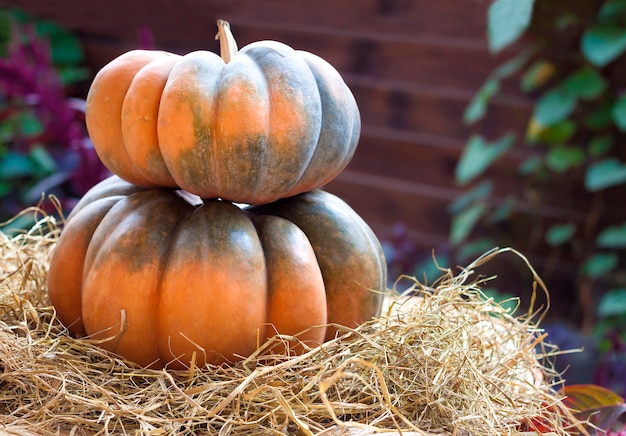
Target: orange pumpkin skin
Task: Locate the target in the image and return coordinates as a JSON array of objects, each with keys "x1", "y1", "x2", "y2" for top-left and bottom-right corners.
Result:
[
  {"x1": 85, "y1": 39, "x2": 360, "y2": 205},
  {"x1": 48, "y1": 177, "x2": 385, "y2": 369},
  {"x1": 251, "y1": 190, "x2": 387, "y2": 341},
  {"x1": 84, "y1": 50, "x2": 178, "y2": 188}
]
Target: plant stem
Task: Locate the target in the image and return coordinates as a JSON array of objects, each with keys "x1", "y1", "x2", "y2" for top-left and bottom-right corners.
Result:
[{"x1": 216, "y1": 20, "x2": 238, "y2": 63}]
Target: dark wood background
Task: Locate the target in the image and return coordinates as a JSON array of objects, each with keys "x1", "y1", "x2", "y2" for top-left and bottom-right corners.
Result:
[{"x1": 3, "y1": 0, "x2": 584, "y2": 317}]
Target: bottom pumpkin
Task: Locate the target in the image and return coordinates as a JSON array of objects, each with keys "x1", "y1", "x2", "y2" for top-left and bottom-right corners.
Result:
[{"x1": 48, "y1": 176, "x2": 387, "y2": 369}]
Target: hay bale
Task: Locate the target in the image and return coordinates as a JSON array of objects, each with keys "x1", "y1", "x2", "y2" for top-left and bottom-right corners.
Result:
[{"x1": 0, "y1": 209, "x2": 583, "y2": 435}]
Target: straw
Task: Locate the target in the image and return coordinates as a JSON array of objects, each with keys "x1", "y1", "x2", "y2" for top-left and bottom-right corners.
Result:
[{"x1": 0, "y1": 206, "x2": 584, "y2": 435}]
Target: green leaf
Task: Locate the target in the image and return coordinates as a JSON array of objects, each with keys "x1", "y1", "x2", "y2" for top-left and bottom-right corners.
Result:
[
  {"x1": 450, "y1": 203, "x2": 487, "y2": 246},
  {"x1": 58, "y1": 66, "x2": 89, "y2": 86},
  {"x1": 529, "y1": 119, "x2": 576, "y2": 145},
  {"x1": 520, "y1": 60, "x2": 555, "y2": 93},
  {"x1": 464, "y1": 78, "x2": 500, "y2": 124},
  {"x1": 487, "y1": 0, "x2": 536, "y2": 53},
  {"x1": 598, "y1": 0, "x2": 626, "y2": 22},
  {"x1": 556, "y1": 12, "x2": 579, "y2": 30},
  {"x1": 546, "y1": 222, "x2": 576, "y2": 246},
  {"x1": 585, "y1": 158, "x2": 626, "y2": 191},
  {"x1": 0, "y1": 152, "x2": 35, "y2": 178},
  {"x1": 16, "y1": 111, "x2": 44, "y2": 137},
  {"x1": 489, "y1": 195, "x2": 516, "y2": 222},
  {"x1": 464, "y1": 48, "x2": 536, "y2": 125},
  {"x1": 584, "y1": 104, "x2": 615, "y2": 130},
  {"x1": 518, "y1": 155, "x2": 542, "y2": 175},
  {"x1": 562, "y1": 67, "x2": 608, "y2": 100},
  {"x1": 545, "y1": 146, "x2": 584, "y2": 173},
  {"x1": 589, "y1": 135, "x2": 614, "y2": 157},
  {"x1": 597, "y1": 223, "x2": 626, "y2": 248},
  {"x1": 0, "y1": 180, "x2": 10, "y2": 197},
  {"x1": 533, "y1": 87, "x2": 577, "y2": 126},
  {"x1": 480, "y1": 288, "x2": 520, "y2": 314},
  {"x1": 597, "y1": 288, "x2": 626, "y2": 318},
  {"x1": 465, "y1": 47, "x2": 538, "y2": 125},
  {"x1": 0, "y1": 10, "x2": 11, "y2": 56},
  {"x1": 28, "y1": 146, "x2": 57, "y2": 176},
  {"x1": 581, "y1": 24, "x2": 626, "y2": 67},
  {"x1": 455, "y1": 133, "x2": 515, "y2": 185},
  {"x1": 456, "y1": 238, "x2": 497, "y2": 263},
  {"x1": 0, "y1": 213, "x2": 35, "y2": 235},
  {"x1": 582, "y1": 252, "x2": 619, "y2": 278},
  {"x1": 411, "y1": 254, "x2": 451, "y2": 284},
  {"x1": 612, "y1": 95, "x2": 626, "y2": 131},
  {"x1": 561, "y1": 384, "x2": 626, "y2": 431},
  {"x1": 493, "y1": 47, "x2": 537, "y2": 78},
  {"x1": 448, "y1": 181, "x2": 493, "y2": 214},
  {"x1": 48, "y1": 28, "x2": 85, "y2": 66}
]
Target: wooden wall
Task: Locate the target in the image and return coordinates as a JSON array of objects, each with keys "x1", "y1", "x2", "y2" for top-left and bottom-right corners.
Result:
[{"x1": 3, "y1": 0, "x2": 582, "y2": 310}]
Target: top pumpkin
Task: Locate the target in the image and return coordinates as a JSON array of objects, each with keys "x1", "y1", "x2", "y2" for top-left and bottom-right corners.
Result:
[{"x1": 86, "y1": 20, "x2": 360, "y2": 205}]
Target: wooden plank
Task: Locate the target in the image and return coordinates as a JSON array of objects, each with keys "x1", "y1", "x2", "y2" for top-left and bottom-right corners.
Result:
[
  {"x1": 222, "y1": 0, "x2": 490, "y2": 39},
  {"x1": 350, "y1": 82, "x2": 531, "y2": 139},
  {"x1": 1, "y1": 0, "x2": 229, "y2": 44},
  {"x1": 349, "y1": 137, "x2": 461, "y2": 189},
  {"x1": 4, "y1": 0, "x2": 491, "y2": 44}
]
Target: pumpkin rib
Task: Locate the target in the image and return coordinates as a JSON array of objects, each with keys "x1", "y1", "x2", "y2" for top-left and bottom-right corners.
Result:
[
  {"x1": 157, "y1": 200, "x2": 268, "y2": 368},
  {"x1": 86, "y1": 50, "x2": 171, "y2": 188},
  {"x1": 48, "y1": 196, "x2": 125, "y2": 336},
  {"x1": 252, "y1": 214, "x2": 327, "y2": 354},
  {"x1": 233, "y1": 41, "x2": 323, "y2": 204},
  {"x1": 152, "y1": 203, "x2": 206, "y2": 366},
  {"x1": 284, "y1": 51, "x2": 360, "y2": 197},
  {"x1": 250, "y1": 189, "x2": 387, "y2": 341},
  {"x1": 67, "y1": 176, "x2": 143, "y2": 222},
  {"x1": 158, "y1": 50, "x2": 226, "y2": 199},
  {"x1": 212, "y1": 53, "x2": 271, "y2": 202},
  {"x1": 122, "y1": 55, "x2": 181, "y2": 187},
  {"x1": 208, "y1": 59, "x2": 229, "y2": 198}
]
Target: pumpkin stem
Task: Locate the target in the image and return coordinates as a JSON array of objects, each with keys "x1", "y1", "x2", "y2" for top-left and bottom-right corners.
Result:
[{"x1": 216, "y1": 20, "x2": 238, "y2": 63}]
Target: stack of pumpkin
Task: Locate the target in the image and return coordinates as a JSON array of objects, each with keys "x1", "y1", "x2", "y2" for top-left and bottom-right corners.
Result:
[{"x1": 47, "y1": 21, "x2": 387, "y2": 370}]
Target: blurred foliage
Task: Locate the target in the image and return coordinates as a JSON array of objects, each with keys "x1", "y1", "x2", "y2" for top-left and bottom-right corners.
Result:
[
  {"x1": 0, "y1": 8, "x2": 109, "y2": 232},
  {"x1": 450, "y1": 0, "x2": 626, "y2": 394}
]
